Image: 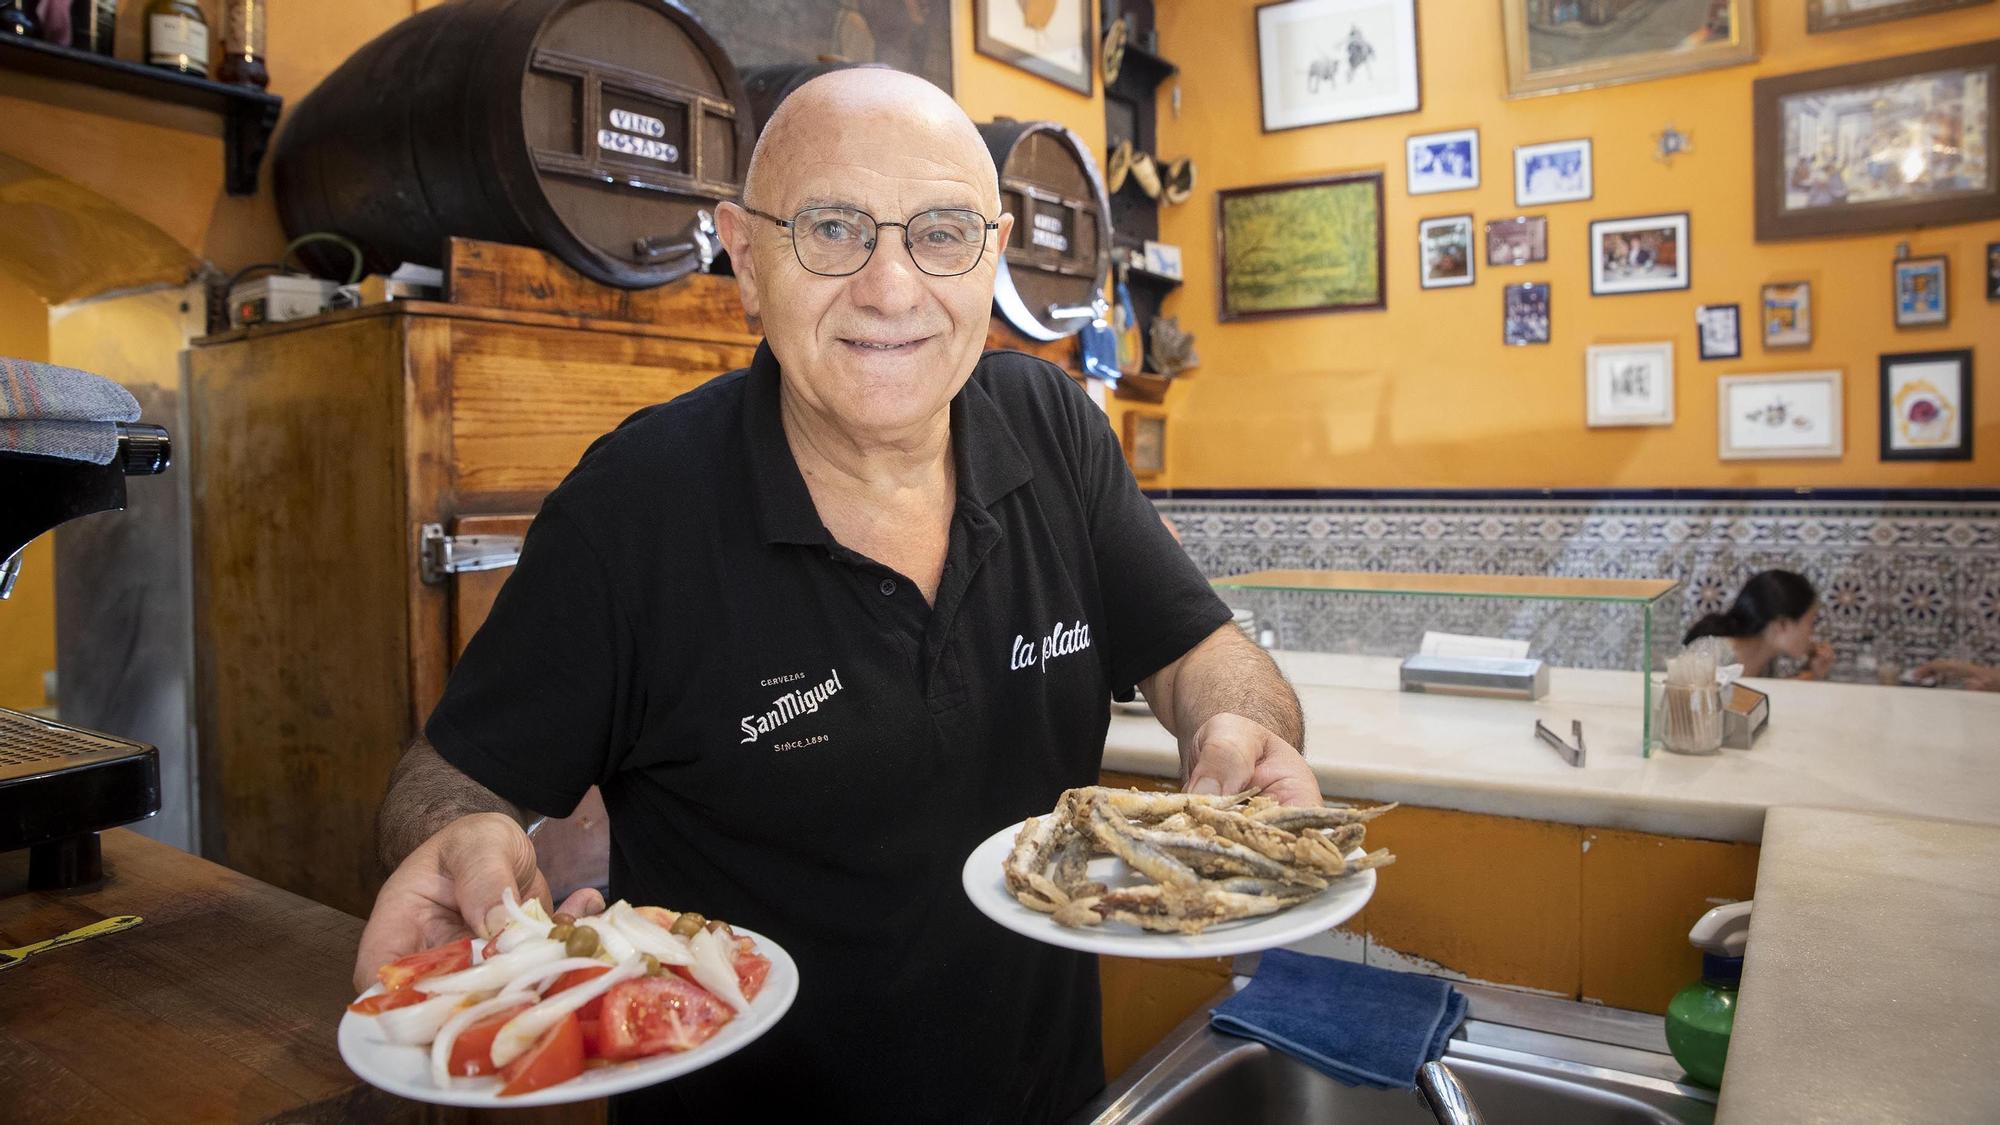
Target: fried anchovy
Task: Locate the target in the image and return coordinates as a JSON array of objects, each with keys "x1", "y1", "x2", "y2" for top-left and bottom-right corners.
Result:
[{"x1": 1249, "y1": 802, "x2": 1398, "y2": 830}]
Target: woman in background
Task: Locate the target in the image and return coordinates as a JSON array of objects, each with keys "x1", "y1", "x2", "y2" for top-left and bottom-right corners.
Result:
[{"x1": 1683, "y1": 569, "x2": 1834, "y2": 679}]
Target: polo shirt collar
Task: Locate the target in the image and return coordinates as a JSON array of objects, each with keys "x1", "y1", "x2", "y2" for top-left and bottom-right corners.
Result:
[{"x1": 742, "y1": 342, "x2": 1037, "y2": 547}]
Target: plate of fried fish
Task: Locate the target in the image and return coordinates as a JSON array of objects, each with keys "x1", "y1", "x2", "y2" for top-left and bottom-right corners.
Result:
[{"x1": 962, "y1": 786, "x2": 1395, "y2": 958}]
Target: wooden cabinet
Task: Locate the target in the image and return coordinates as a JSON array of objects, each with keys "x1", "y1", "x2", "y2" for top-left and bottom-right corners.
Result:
[{"x1": 187, "y1": 266, "x2": 758, "y2": 916}]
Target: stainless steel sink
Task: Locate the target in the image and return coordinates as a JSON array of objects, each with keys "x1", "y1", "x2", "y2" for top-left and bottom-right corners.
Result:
[{"x1": 1072, "y1": 976, "x2": 1718, "y2": 1125}]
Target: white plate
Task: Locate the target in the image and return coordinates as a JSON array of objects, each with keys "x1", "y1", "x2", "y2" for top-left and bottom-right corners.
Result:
[
  {"x1": 961, "y1": 822, "x2": 1376, "y2": 959},
  {"x1": 338, "y1": 927, "x2": 797, "y2": 1107}
]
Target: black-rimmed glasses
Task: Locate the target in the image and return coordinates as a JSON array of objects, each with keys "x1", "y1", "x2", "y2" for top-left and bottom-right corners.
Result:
[{"x1": 740, "y1": 204, "x2": 1000, "y2": 278}]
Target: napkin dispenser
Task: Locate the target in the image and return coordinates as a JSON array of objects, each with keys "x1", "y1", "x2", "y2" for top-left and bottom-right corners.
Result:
[
  {"x1": 1400, "y1": 654, "x2": 1548, "y2": 701},
  {"x1": 1721, "y1": 683, "x2": 1769, "y2": 749}
]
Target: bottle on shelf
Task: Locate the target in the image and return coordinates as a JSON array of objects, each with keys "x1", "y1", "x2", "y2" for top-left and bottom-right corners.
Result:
[
  {"x1": 216, "y1": 0, "x2": 266, "y2": 87},
  {"x1": 145, "y1": 0, "x2": 209, "y2": 77},
  {"x1": 69, "y1": 0, "x2": 115, "y2": 55},
  {"x1": 2, "y1": 0, "x2": 40, "y2": 39}
]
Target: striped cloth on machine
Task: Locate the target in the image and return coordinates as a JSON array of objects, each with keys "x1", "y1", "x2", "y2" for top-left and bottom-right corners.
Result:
[{"x1": 0, "y1": 356, "x2": 141, "y2": 465}]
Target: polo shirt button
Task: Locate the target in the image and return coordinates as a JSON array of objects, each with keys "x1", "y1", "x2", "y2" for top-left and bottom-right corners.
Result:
[{"x1": 878, "y1": 578, "x2": 897, "y2": 596}]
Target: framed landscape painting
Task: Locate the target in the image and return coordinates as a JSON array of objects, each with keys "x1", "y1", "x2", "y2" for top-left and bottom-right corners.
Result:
[
  {"x1": 1754, "y1": 40, "x2": 2000, "y2": 240},
  {"x1": 1500, "y1": 0, "x2": 1757, "y2": 97},
  {"x1": 1217, "y1": 171, "x2": 1387, "y2": 320}
]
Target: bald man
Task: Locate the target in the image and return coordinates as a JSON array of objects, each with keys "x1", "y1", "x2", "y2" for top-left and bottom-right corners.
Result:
[{"x1": 356, "y1": 70, "x2": 1316, "y2": 1122}]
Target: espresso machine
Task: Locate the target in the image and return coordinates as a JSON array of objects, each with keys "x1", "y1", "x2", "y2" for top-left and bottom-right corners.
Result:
[{"x1": 2, "y1": 380, "x2": 170, "y2": 889}]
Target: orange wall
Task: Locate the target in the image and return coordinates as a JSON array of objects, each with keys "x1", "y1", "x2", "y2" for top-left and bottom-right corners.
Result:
[
  {"x1": 1143, "y1": 2, "x2": 2000, "y2": 489},
  {"x1": 0, "y1": 271, "x2": 54, "y2": 710}
]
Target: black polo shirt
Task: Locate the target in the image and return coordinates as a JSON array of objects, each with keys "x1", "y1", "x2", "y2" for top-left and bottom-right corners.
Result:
[{"x1": 426, "y1": 342, "x2": 1231, "y2": 1123}]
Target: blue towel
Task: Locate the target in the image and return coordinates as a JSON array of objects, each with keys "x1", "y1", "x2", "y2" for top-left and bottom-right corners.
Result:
[{"x1": 1210, "y1": 950, "x2": 1468, "y2": 1090}]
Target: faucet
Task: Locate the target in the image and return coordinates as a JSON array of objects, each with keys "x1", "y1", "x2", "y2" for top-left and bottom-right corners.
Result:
[{"x1": 1415, "y1": 1061, "x2": 1486, "y2": 1125}]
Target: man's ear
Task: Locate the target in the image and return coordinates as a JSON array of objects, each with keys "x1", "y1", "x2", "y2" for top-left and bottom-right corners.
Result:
[
  {"x1": 715, "y1": 201, "x2": 761, "y2": 319},
  {"x1": 995, "y1": 212, "x2": 1015, "y2": 258}
]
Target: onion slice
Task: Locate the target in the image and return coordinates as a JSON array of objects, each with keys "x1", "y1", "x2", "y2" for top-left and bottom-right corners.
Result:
[
  {"x1": 605, "y1": 901, "x2": 694, "y2": 966},
  {"x1": 687, "y1": 925, "x2": 751, "y2": 1014},
  {"x1": 429, "y1": 993, "x2": 534, "y2": 1088},
  {"x1": 416, "y1": 939, "x2": 564, "y2": 994},
  {"x1": 490, "y1": 954, "x2": 645, "y2": 1069},
  {"x1": 372, "y1": 990, "x2": 474, "y2": 1045}
]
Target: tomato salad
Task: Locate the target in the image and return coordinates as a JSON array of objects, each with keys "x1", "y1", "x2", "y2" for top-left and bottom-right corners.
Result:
[{"x1": 348, "y1": 890, "x2": 772, "y2": 1097}]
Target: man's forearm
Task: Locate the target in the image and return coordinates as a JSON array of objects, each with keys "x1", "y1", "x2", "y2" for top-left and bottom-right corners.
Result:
[
  {"x1": 1140, "y1": 625, "x2": 1305, "y2": 778},
  {"x1": 377, "y1": 736, "x2": 530, "y2": 871}
]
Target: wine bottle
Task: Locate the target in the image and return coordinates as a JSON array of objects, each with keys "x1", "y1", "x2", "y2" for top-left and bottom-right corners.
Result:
[
  {"x1": 145, "y1": 0, "x2": 209, "y2": 77},
  {"x1": 1, "y1": 0, "x2": 39, "y2": 39},
  {"x1": 216, "y1": 0, "x2": 266, "y2": 87},
  {"x1": 70, "y1": 0, "x2": 115, "y2": 55}
]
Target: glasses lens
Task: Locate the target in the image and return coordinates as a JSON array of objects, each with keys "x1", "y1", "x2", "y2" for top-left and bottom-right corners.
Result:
[
  {"x1": 793, "y1": 207, "x2": 874, "y2": 275},
  {"x1": 907, "y1": 209, "x2": 987, "y2": 276}
]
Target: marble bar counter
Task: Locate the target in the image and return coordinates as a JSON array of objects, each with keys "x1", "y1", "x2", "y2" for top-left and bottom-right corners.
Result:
[
  {"x1": 1102, "y1": 652, "x2": 2000, "y2": 842},
  {"x1": 1717, "y1": 808, "x2": 2000, "y2": 1124}
]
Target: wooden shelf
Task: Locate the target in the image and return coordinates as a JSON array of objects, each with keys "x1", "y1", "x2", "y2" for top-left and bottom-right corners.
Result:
[
  {"x1": 1123, "y1": 264, "x2": 1182, "y2": 291},
  {"x1": 0, "y1": 34, "x2": 282, "y2": 195},
  {"x1": 1115, "y1": 42, "x2": 1177, "y2": 89}
]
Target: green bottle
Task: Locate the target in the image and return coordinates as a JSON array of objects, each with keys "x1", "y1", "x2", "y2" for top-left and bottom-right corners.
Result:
[{"x1": 1665, "y1": 900, "x2": 1750, "y2": 1090}]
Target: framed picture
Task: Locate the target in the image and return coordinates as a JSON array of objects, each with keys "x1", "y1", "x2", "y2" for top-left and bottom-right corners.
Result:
[
  {"x1": 1989, "y1": 241, "x2": 2000, "y2": 299},
  {"x1": 1256, "y1": 0, "x2": 1422, "y2": 133},
  {"x1": 1500, "y1": 0, "x2": 1757, "y2": 98},
  {"x1": 1893, "y1": 256, "x2": 1949, "y2": 326},
  {"x1": 1503, "y1": 282, "x2": 1550, "y2": 346},
  {"x1": 1590, "y1": 213, "x2": 1689, "y2": 295},
  {"x1": 1217, "y1": 171, "x2": 1386, "y2": 321},
  {"x1": 1761, "y1": 282, "x2": 1812, "y2": 348},
  {"x1": 1407, "y1": 127, "x2": 1478, "y2": 194},
  {"x1": 1880, "y1": 349, "x2": 1974, "y2": 460},
  {"x1": 1696, "y1": 303, "x2": 1742, "y2": 360},
  {"x1": 1754, "y1": 41, "x2": 2000, "y2": 241},
  {"x1": 680, "y1": 0, "x2": 954, "y2": 95},
  {"x1": 1514, "y1": 139, "x2": 1592, "y2": 206},
  {"x1": 1418, "y1": 215, "x2": 1474, "y2": 288},
  {"x1": 1586, "y1": 342, "x2": 1675, "y2": 427},
  {"x1": 1485, "y1": 215, "x2": 1547, "y2": 265},
  {"x1": 1123, "y1": 411, "x2": 1167, "y2": 477},
  {"x1": 1808, "y1": 0, "x2": 1993, "y2": 33},
  {"x1": 973, "y1": 0, "x2": 1093, "y2": 95},
  {"x1": 1718, "y1": 370, "x2": 1845, "y2": 460}
]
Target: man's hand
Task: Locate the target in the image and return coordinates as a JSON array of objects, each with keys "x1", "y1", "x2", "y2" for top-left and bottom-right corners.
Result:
[
  {"x1": 352, "y1": 812, "x2": 603, "y2": 993},
  {"x1": 1183, "y1": 712, "x2": 1321, "y2": 808}
]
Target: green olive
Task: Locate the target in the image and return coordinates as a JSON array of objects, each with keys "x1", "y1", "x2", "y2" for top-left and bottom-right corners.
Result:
[
  {"x1": 641, "y1": 953, "x2": 662, "y2": 977},
  {"x1": 551, "y1": 912, "x2": 577, "y2": 927},
  {"x1": 669, "y1": 912, "x2": 706, "y2": 937},
  {"x1": 548, "y1": 922, "x2": 574, "y2": 943},
  {"x1": 565, "y1": 925, "x2": 600, "y2": 959}
]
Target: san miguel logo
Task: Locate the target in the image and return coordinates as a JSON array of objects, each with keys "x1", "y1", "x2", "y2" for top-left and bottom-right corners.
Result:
[
  {"x1": 1009, "y1": 620, "x2": 1093, "y2": 673},
  {"x1": 739, "y1": 669, "x2": 844, "y2": 745}
]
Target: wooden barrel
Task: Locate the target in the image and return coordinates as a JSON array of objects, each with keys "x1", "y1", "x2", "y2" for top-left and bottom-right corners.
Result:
[
  {"x1": 273, "y1": 0, "x2": 752, "y2": 290},
  {"x1": 977, "y1": 119, "x2": 1111, "y2": 341}
]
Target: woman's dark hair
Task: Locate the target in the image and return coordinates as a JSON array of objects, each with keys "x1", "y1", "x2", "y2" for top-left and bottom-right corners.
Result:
[{"x1": 1683, "y1": 569, "x2": 1818, "y2": 644}]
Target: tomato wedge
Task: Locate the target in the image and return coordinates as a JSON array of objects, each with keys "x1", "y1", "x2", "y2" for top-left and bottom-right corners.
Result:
[
  {"x1": 733, "y1": 937, "x2": 771, "y2": 1001},
  {"x1": 447, "y1": 1002, "x2": 532, "y2": 1077},
  {"x1": 376, "y1": 938, "x2": 473, "y2": 992},
  {"x1": 548, "y1": 964, "x2": 612, "y2": 1022},
  {"x1": 597, "y1": 976, "x2": 733, "y2": 1061},
  {"x1": 499, "y1": 1013, "x2": 585, "y2": 1097},
  {"x1": 347, "y1": 986, "x2": 427, "y2": 1015}
]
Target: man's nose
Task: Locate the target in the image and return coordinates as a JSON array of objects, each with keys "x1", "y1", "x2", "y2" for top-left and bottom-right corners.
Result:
[{"x1": 845, "y1": 227, "x2": 925, "y2": 310}]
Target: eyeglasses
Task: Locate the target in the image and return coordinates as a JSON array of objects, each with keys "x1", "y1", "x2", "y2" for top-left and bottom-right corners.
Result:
[{"x1": 740, "y1": 204, "x2": 1001, "y2": 278}]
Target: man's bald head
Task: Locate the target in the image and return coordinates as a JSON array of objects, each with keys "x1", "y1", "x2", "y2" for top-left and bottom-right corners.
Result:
[{"x1": 742, "y1": 68, "x2": 1000, "y2": 215}]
